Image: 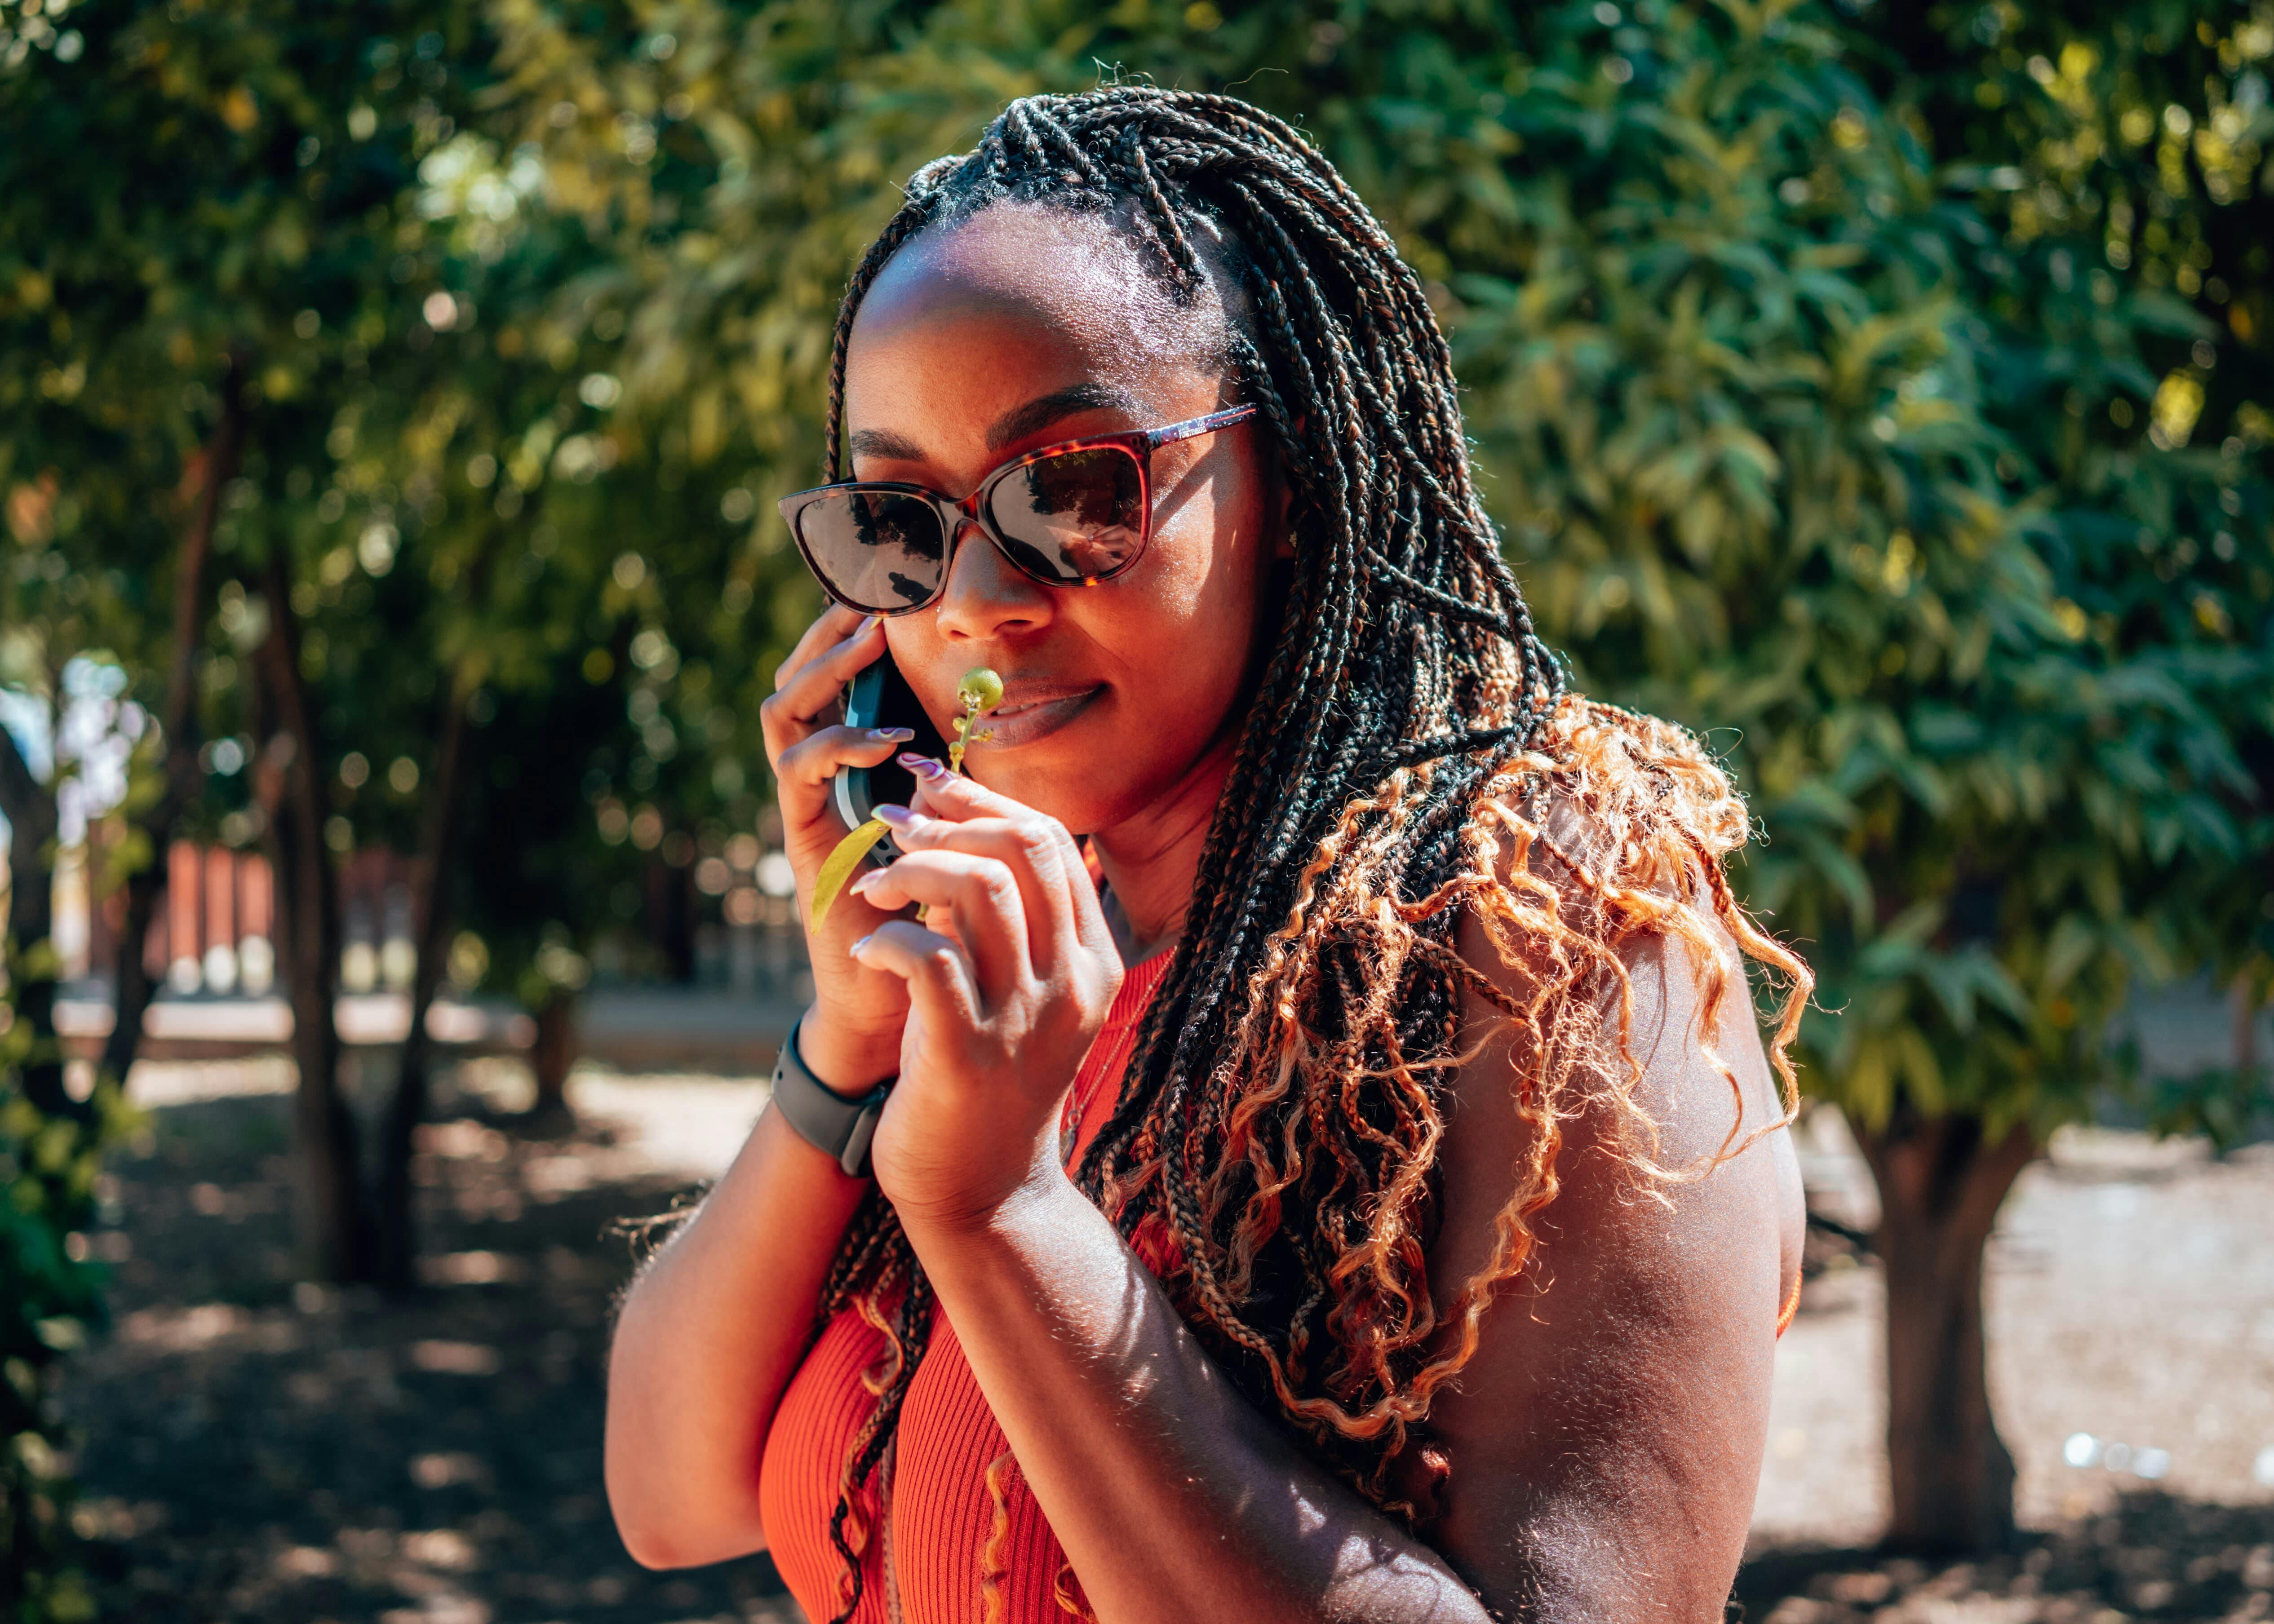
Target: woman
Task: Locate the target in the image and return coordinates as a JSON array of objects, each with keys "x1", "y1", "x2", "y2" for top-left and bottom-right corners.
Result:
[{"x1": 605, "y1": 88, "x2": 1810, "y2": 1623}]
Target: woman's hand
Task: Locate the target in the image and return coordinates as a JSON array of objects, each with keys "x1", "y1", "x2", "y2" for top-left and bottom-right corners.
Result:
[
  {"x1": 842, "y1": 761, "x2": 1124, "y2": 1229},
  {"x1": 757, "y1": 606, "x2": 921, "y2": 1083}
]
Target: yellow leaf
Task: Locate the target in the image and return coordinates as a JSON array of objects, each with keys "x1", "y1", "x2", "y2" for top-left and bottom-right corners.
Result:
[{"x1": 811, "y1": 818, "x2": 889, "y2": 929}]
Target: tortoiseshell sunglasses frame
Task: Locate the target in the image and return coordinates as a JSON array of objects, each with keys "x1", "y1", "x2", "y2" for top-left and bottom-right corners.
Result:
[{"x1": 778, "y1": 404, "x2": 1259, "y2": 615}]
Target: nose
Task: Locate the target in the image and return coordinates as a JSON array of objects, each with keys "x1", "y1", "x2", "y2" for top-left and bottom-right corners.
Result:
[{"x1": 931, "y1": 518, "x2": 1054, "y2": 643}]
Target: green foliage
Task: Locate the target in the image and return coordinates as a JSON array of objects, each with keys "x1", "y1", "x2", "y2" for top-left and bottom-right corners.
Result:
[
  {"x1": 1857, "y1": 0, "x2": 2274, "y2": 1002},
  {"x1": 0, "y1": 0, "x2": 696, "y2": 986},
  {"x1": 0, "y1": 0, "x2": 2261, "y2": 1577},
  {"x1": 0, "y1": 941, "x2": 130, "y2": 1624},
  {"x1": 484, "y1": 0, "x2": 2269, "y2": 1138},
  {"x1": 0, "y1": 0, "x2": 653, "y2": 1568},
  {"x1": 1386, "y1": 1, "x2": 2272, "y2": 1137}
]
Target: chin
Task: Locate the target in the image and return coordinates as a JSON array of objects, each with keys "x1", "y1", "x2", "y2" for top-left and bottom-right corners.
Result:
[
  {"x1": 967, "y1": 721, "x2": 1137, "y2": 834},
  {"x1": 972, "y1": 754, "x2": 1108, "y2": 833}
]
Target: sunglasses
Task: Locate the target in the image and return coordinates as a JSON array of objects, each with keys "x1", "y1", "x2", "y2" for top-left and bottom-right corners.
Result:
[{"x1": 779, "y1": 405, "x2": 1258, "y2": 615}]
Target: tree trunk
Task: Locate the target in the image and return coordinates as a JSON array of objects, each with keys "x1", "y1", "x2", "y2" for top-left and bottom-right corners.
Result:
[
  {"x1": 253, "y1": 545, "x2": 369, "y2": 1284},
  {"x1": 1848, "y1": 1105, "x2": 2038, "y2": 1554},
  {"x1": 647, "y1": 854, "x2": 696, "y2": 982},
  {"x1": 102, "y1": 358, "x2": 244, "y2": 1089},
  {"x1": 2235, "y1": 974, "x2": 2261, "y2": 1078},
  {"x1": 531, "y1": 995, "x2": 576, "y2": 1119},
  {"x1": 0, "y1": 720, "x2": 70, "y2": 1117},
  {"x1": 375, "y1": 677, "x2": 475, "y2": 1288}
]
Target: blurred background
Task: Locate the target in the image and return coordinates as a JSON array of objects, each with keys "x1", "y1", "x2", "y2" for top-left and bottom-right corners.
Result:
[{"x1": 2, "y1": 0, "x2": 2271, "y2": 1620}]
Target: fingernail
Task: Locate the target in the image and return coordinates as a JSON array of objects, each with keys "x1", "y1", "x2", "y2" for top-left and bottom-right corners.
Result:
[
  {"x1": 847, "y1": 871, "x2": 875, "y2": 897},
  {"x1": 874, "y1": 803, "x2": 922, "y2": 831},
  {"x1": 897, "y1": 752, "x2": 947, "y2": 780},
  {"x1": 848, "y1": 933, "x2": 873, "y2": 957},
  {"x1": 857, "y1": 614, "x2": 881, "y2": 637},
  {"x1": 868, "y1": 727, "x2": 916, "y2": 743}
]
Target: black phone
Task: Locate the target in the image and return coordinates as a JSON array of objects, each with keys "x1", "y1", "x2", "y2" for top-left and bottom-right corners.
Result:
[{"x1": 834, "y1": 651, "x2": 950, "y2": 857}]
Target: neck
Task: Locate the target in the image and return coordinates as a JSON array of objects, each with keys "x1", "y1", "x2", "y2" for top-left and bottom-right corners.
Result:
[{"x1": 1088, "y1": 728, "x2": 1241, "y2": 967}]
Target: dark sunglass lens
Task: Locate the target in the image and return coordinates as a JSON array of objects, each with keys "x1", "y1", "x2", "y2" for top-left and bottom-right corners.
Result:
[
  {"x1": 795, "y1": 491, "x2": 945, "y2": 610},
  {"x1": 989, "y1": 447, "x2": 1144, "y2": 583}
]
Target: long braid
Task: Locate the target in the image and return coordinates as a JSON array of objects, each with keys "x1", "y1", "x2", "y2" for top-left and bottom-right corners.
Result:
[{"x1": 803, "y1": 89, "x2": 1808, "y2": 1611}]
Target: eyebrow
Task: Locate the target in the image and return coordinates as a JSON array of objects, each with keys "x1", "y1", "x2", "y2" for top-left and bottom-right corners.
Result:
[
  {"x1": 984, "y1": 382, "x2": 1143, "y2": 451},
  {"x1": 845, "y1": 382, "x2": 1144, "y2": 468},
  {"x1": 846, "y1": 426, "x2": 927, "y2": 461}
]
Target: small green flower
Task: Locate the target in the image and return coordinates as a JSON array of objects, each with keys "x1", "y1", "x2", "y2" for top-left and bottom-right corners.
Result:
[
  {"x1": 946, "y1": 665, "x2": 1002, "y2": 774},
  {"x1": 957, "y1": 667, "x2": 1005, "y2": 714},
  {"x1": 811, "y1": 667, "x2": 1003, "y2": 926}
]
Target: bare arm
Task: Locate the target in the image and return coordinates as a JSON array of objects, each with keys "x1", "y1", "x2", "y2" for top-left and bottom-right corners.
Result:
[
  {"x1": 604, "y1": 1104, "x2": 869, "y2": 1568},
  {"x1": 1417, "y1": 918, "x2": 1803, "y2": 1617},
  {"x1": 857, "y1": 774, "x2": 1802, "y2": 1623},
  {"x1": 604, "y1": 606, "x2": 920, "y2": 1569}
]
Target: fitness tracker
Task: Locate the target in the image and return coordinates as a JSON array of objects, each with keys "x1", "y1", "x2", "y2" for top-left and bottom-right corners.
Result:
[{"x1": 769, "y1": 1014, "x2": 894, "y2": 1177}]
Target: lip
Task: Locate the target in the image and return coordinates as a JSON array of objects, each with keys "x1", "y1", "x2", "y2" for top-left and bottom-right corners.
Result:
[{"x1": 969, "y1": 683, "x2": 1105, "y2": 749}]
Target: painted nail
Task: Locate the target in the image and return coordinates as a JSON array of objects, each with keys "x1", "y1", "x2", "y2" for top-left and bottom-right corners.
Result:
[
  {"x1": 897, "y1": 752, "x2": 948, "y2": 781},
  {"x1": 868, "y1": 727, "x2": 916, "y2": 743},
  {"x1": 874, "y1": 803, "x2": 922, "y2": 831},
  {"x1": 848, "y1": 933, "x2": 873, "y2": 958}
]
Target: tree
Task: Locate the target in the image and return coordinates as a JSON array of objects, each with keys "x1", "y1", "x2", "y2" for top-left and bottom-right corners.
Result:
[
  {"x1": 3, "y1": 0, "x2": 420, "y2": 1279},
  {"x1": 0, "y1": 431, "x2": 133, "y2": 1624},
  {"x1": 1342, "y1": 1, "x2": 2270, "y2": 1551},
  {"x1": 2, "y1": 3, "x2": 614, "y2": 1292},
  {"x1": 0, "y1": 959, "x2": 116, "y2": 1624},
  {"x1": 484, "y1": 0, "x2": 2270, "y2": 1553},
  {"x1": 1829, "y1": 0, "x2": 2274, "y2": 1541},
  {"x1": 6, "y1": 0, "x2": 797, "y2": 1289},
  {"x1": 0, "y1": 695, "x2": 111, "y2": 1622},
  {"x1": 7, "y1": 0, "x2": 2263, "y2": 1571},
  {"x1": 1853, "y1": 0, "x2": 2274, "y2": 1135}
]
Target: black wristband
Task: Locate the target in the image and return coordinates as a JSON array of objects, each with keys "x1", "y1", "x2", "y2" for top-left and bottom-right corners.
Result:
[{"x1": 769, "y1": 1014, "x2": 894, "y2": 1178}]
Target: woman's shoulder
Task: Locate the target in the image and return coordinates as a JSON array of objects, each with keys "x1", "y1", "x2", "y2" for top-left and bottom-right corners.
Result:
[
  {"x1": 1501, "y1": 691, "x2": 1746, "y2": 873},
  {"x1": 1418, "y1": 697, "x2": 1806, "y2": 1611},
  {"x1": 1446, "y1": 689, "x2": 1809, "y2": 1162},
  {"x1": 1477, "y1": 692, "x2": 1754, "y2": 903}
]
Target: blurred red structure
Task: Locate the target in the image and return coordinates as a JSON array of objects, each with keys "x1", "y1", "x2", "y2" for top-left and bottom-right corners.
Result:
[
  {"x1": 82, "y1": 841, "x2": 416, "y2": 1000},
  {"x1": 119, "y1": 841, "x2": 279, "y2": 996}
]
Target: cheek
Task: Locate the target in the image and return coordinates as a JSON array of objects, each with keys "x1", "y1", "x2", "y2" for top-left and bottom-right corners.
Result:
[
  {"x1": 1123, "y1": 478, "x2": 1267, "y2": 664},
  {"x1": 1077, "y1": 472, "x2": 1273, "y2": 750}
]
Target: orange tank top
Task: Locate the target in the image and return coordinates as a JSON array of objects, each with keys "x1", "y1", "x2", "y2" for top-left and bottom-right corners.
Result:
[{"x1": 759, "y1": 950, "x2": 1173, "y2": 1624}]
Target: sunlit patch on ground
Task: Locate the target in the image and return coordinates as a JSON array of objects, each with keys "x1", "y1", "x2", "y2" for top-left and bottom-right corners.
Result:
[
  {"x1": 1736, "y1": 1495, "x2": 2274, "y2": 1621},
  {"x1": 50, "y1": 1060, "x2": 2274, "y2": 1622},
  {"x1": 56, "y1": 1055, "x2": 797, "y2": 1623},
  {"x1": 1740, "y1": 1114, "x2": 2274, "y2": 1620}
]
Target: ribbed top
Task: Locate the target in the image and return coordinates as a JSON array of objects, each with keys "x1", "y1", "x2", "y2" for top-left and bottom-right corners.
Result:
[{"x1": 760, "y1": 949, "x2": 1173, "y2": 1624}]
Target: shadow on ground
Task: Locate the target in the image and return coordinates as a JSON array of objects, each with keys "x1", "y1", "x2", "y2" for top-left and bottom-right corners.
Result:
[
  {"x1": 1736, "y1": 1494, "x2": 2274, "y2": 1621},
  {"x1": 56, "y1": 1064, "x2": 2274, "y2": 1624},
  {"x1": 56, "y1": 1066, "x2": 797, "y2": 1624}
]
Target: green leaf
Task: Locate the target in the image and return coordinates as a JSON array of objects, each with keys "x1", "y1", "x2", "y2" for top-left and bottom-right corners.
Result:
[{"x1": 811, "y1": 818, "x2": 891, "y2": 929}]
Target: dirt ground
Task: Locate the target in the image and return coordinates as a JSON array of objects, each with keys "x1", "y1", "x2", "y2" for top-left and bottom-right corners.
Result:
[
  {"x1": 50, "y1": 1057, "x2": 2274, "y2": 1623},
  {"x1": 57, "y1": 1057, "x2": 798, "y2": 1624}
]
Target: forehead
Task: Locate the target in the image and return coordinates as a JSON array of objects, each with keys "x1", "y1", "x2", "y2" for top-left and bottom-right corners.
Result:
[{"x1": 843, "y1": 202, "x2": 1235, "y2": 424}]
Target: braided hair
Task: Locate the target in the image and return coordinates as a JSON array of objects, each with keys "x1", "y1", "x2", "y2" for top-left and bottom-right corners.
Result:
[{"x1": 805, "y1": 89, "x2": 1809, "y2": 1621}]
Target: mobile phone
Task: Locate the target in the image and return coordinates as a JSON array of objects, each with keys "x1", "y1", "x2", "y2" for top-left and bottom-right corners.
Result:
[{"x1": 834, "y1": 650, "x2": 950, "y2": 857}]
